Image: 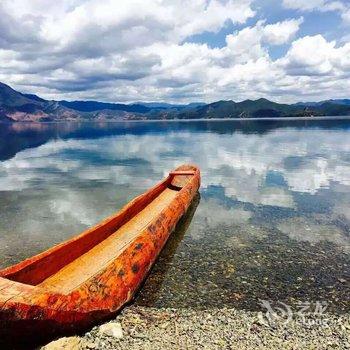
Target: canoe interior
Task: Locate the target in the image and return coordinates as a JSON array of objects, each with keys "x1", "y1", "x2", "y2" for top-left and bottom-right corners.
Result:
[
  {"x1": 0, "y1": 171, "x2": 195, "y2": 290},
  {"x1": 39, "y1": 188, "x2": 178, "y2": 294}
]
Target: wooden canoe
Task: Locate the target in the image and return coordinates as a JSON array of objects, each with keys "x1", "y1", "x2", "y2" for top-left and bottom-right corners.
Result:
[{"x1": 0, "y1": 164, "x2": 200, "y2": 345}]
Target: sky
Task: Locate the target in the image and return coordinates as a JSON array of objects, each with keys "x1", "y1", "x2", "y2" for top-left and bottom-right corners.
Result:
[{"x1": 0, "y1": 0, "x2": 349, "y2": 104}]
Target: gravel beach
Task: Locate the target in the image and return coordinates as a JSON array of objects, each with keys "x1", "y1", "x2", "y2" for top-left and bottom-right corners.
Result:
[{"x1": 42, "y1": 306, "x2": 350, "y2": 350}]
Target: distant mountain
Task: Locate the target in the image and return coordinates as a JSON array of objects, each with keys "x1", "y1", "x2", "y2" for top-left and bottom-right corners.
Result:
[
  {"x1": 331, "y1": 99, "x2": 350, "y2": 105},
  {"x1": 0, "y1": 82, "x2": 82, "y2": 122},
  {"x1": 296, "y1": 99, "x2": 350, "y2": 107},
  {"x1": 22, "y1": 93, "x2": 47, "y2": 102},
  {"x1": 57, "y1": 100, "x2": 206, "y2": 114},
  {"x1": 136, "y1": 102, "x2": 206, "y2": 109},
  {"x1": 170, "y1": 98, "x2": 324, "y2": 120},
  {"x1": 0, "y1": 82, "x2": 139, "y2": 122},
  {"x1": 59, "y1": 100, "x2": 151, "y2": 113},
  {"x1": 0, "y1": 81, "x2": 350, "y2": 122},
  {"x1": 0, "y1": 82, "x2": 37, "y2": 107}
]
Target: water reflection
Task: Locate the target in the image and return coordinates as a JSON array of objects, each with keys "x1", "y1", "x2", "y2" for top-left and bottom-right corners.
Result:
[{"x1": 0, "y1": 120, "x2": 349, "y2": 312}]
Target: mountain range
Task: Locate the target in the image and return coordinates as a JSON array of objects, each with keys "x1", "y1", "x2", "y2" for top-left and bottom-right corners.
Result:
[{"x1": 1, "y1": 82, "x2": 349, "y2": 122}]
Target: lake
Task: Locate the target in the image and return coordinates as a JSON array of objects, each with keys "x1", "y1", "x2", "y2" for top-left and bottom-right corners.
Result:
[{"x1": 0, "y1": 119, "x2": 349, "y2": 313}]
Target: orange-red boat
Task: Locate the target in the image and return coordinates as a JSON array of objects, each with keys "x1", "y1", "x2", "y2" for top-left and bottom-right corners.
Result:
[{"x1": 0, "y1": 164, "x2": 200, "y2": 344}]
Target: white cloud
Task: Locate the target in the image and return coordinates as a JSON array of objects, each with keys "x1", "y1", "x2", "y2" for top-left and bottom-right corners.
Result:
[
  {"x1": 262, "y1": 18, "x2": 304, "y2": 45},
  {"x1": 0, "y1": 0, "x2": 348, "y2": 103},
  {"x1": 273, "y1": 34, "x2": 350, "y2": 100},
  {"x1": 224, "y1": 18, "x2": 303, "y2": 60},
  {"x1": 278, "y1": 35, "x2": 336, "y2": 76},
  {"x1": 1, "y1": 0, "x2": 255, "y2": 53}
]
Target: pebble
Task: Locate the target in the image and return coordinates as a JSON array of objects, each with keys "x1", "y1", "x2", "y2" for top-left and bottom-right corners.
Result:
[
  {"x1": 98, "y1": 322, "x2": 123, "y2": 339},
  {"x1": 41, "y1": 336, "x2": 82, "y2": 350},
  {"x1": 51, "y1": 306, "x2": 350, "y2": 350}
]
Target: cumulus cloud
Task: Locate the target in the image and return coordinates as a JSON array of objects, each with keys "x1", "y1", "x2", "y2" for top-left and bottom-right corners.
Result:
[
  {"x1": 262, "y1": 18, "x2": 304, "y2": 45},
  {"x1": 223, "y1": 18, "x2": 304, "y2": 60},
  {"x1": 0, "y1": 0, "x2": 348, "y2": 102},
  {"x1": 278, "y1": 35, "x2": 336, "y2": 76},
  {"x1": 277, "y1": 34, "x2": 350, "y2": 81}
]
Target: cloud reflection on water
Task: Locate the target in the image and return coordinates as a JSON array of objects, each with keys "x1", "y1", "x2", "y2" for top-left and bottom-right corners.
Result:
[
  {"x1": 1, "y1": 127, "x2": 350, "y2": 195},
  {"x1": 0, "y1": 122, "x2": 349, "y2": 268}
]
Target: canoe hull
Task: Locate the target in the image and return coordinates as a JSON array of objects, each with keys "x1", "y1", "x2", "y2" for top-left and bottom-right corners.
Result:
[{"x1": 0, "y1": 164, "x2": 200, "y2": 345}]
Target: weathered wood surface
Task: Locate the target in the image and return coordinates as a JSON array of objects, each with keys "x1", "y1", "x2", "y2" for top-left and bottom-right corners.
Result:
[{"x1": 0, "y1": 164, "x2": 200, "y2": 345}]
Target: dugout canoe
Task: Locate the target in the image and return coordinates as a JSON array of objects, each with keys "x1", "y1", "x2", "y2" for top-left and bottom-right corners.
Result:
[{"x1": 0, "y1": 164, "x2": 200, "y2": 344}]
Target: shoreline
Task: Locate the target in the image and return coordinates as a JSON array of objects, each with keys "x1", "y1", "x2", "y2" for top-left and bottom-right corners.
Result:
[
  {"x1": 2, "y1": 115, "x2": 350, "y2": 125},
  {"x1": 42, "y1": 305, "x2": 350, "y2": 350}
]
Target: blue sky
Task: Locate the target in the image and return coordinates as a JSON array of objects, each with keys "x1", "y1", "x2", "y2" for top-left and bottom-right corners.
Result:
[
  {"x1": 187, "y1": 1, "x2": 347, "y2": 53},
  {"x1": 0, "y1": 0, "x2": 349, "y2": 103}
]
